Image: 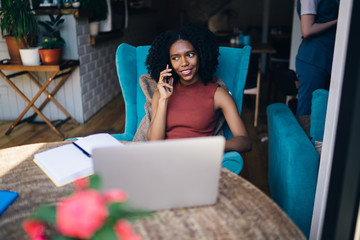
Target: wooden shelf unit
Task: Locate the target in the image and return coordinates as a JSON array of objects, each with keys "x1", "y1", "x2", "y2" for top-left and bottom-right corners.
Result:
[{"x1": 34, "y1": 8, "x2": 91, "y2": 18}]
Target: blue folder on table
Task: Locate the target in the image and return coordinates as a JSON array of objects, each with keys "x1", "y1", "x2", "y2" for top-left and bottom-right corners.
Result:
[{"x1": 0, "y1": 190, "x2": 18, "y2": 216}]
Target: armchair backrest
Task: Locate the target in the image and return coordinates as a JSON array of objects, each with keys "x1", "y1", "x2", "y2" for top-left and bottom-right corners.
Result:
[
  {"x1": 214, "y1": 46, "x2": 251, "y2": 139},
  {"x1": 115, "y1": 43, "x2": 251, "y2": 141}
]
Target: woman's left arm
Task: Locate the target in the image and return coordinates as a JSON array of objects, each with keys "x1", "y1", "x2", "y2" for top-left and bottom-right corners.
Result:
[{"x1": 214, "y1": 87, "x2": 252, "y2": 153}]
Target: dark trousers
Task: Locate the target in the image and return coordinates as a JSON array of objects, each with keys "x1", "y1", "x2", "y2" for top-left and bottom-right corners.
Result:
[{"x1": 296, "y1": 59, "x2": 330, "y2": 116}]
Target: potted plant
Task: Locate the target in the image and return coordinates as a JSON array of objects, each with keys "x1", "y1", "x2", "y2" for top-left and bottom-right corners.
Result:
[
  {"x1": 0, "y1": 0, "x2": 38, "y2": 64},
  {"x1": 80, "y1": 0, "x2": 108, "y2": 36},
  {"x1": 38, "y1": 14, "x2": 65, "y2": 65}
]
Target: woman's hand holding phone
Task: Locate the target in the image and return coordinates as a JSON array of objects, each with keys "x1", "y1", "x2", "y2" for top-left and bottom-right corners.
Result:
[{"x1": 158, "y1": 64, "x2": 173, "y2": 98}]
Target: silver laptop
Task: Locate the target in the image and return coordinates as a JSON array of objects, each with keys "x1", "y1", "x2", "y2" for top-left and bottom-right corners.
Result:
[{"x1": 92, "y1": 136, "x2": 225, "y2": 211}]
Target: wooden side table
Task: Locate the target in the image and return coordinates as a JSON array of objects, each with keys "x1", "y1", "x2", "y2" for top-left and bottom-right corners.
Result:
[{"x1": 0, "y1": 60, "x2": 79, "y2": 138}]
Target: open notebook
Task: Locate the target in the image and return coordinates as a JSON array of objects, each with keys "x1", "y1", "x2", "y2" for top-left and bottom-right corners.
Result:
[{"x1": 33, "y1": 133, "x2": 123, "y2": 187}]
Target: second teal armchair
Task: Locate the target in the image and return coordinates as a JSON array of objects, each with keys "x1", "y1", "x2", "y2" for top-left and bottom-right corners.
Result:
[
  {"x1": 113, "y1": 43, "x2": 251, "y2": 174},
  {"x1": 266, "y1": 89, "x2": 329, "y2": 237}
]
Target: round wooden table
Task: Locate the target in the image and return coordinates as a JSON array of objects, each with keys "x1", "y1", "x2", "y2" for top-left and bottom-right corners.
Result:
[{"x1": 0, "y1": 142, "x2": 305, "y2": 239}]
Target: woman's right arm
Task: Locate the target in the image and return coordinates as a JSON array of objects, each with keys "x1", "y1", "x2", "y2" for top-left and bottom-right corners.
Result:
[
  {"x1": 300, "y1": 14, "x2": 337, "y2": 38},
  {"x1": 147, "y1": 91, "x2": 169, "y2": 140},
  {"x1": 147, "y1": 66, "x2": 174, "y2": 140}
]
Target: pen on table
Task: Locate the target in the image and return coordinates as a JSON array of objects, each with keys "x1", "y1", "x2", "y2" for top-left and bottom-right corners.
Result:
[{"x1": 72, "y1": 142, "x2": 91, "y2": 157}]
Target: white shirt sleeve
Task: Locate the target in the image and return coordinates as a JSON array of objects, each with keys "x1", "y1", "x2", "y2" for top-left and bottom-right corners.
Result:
[{"x1": 300, "y1": 0, "x2": 320, "y2": 15}]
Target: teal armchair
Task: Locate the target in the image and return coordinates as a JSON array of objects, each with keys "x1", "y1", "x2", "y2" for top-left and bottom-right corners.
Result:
[
  {"x1": 112, "y1": 43, "x2": 251, "y2": 174},
  {"x1": 266, "y1": 89, "x2": 329, "y2": 237}
]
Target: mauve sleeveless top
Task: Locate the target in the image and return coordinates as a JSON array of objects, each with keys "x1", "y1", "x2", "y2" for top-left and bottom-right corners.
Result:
[{"x1": 166, "y1": 80, "x2": 219, "y2": 139}]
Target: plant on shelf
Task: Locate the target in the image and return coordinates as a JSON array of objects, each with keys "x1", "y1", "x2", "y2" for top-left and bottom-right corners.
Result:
[
  {"x1": 0, "y1": 0, "x2": 38, "y2": 64},
  {"x1": 38, "y1": 14, "x2": 66, "y2": 65},
  {"x1": 80, "y1": 0, "x2": 109, "y2": 36}
]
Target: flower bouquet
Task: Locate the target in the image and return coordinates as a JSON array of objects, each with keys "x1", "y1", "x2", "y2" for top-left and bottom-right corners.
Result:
[{"x1": 23, "y1": 175, "x2": 150, "y2": 240}]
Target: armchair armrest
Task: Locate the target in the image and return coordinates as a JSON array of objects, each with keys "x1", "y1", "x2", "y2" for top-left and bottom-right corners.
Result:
[
  {"x1": 222, "y1": 151, "x2": 243, "y2": 174},
  {"x1": 111, "y1": 133, "x2": 134, "y2": 141}
]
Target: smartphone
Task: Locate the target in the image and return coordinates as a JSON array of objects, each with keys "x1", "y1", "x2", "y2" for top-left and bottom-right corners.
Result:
[
  {"x1": 165, "y1": 75, "x2": 171, "y2": 84},
  {"x1": 165, "y1": 64, "x2": 173, "y2": 84},
  {"x1": 164, "y1": 64, "x2": 173, "y2": 92}
]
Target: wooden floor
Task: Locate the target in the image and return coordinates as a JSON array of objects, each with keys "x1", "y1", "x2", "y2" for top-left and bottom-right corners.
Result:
[
  {"x1": 0, "y1": 95, "x2": 126, "y2": 149},
  {"x1": 0, "y1": 93, "x2": 271, "y2": 195}
]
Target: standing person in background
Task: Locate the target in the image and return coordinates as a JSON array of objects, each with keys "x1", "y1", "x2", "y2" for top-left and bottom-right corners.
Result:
[
  {"x1": 145, "y1": 23, "x2": 252, "y2": 154},
  {"x1": 295, "y1": 0, "x2": 339, "y2": 116}
]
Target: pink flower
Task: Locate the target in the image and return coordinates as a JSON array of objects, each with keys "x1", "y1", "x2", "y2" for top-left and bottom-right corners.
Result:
[
  {"x1": 114, "y1": 220, "x2": 142, "y2": 240},
  {"x1": 56, "y1": 190, "x2": 108, "y2": 239},
  {"x1": 103, "y1": 189, "x2": 127, "y2": 203},
  {"x1": 22, "y1": 220, "x2": 46, "y2": 239},
  {"x1": 73, "y1": 177, "x2": 89, "y2": 191},
  {"x1": 28, "y1": 237, "x2": 47, "y2": 240}
]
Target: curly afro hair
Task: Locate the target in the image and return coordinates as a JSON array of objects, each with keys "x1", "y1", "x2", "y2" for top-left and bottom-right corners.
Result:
[{"x1": 146, "y1": 23, "x2": 219, "y2": 85}]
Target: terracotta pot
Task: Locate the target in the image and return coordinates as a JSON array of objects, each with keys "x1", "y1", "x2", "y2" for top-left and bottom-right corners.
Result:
[
  {"x1": 39, "y1": 48, "x2": 63, "y2": 65},
  {"x1": 4, "y1": 36, "x2": 24, "y2": 65}
]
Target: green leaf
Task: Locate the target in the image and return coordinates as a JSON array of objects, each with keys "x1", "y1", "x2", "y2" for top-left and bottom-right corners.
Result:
[
  {"x1": 45, "y1": 20, "x2": 53, "y2": 26},
  {"x1": 90, "y1": 224, "x2": 117, "y2": 240},
  {"x1": 53, "y1": 31, "x2": 61, "y2": 38},
  {"x1": 89, "y1": 174, "x2": 101, "y2": 190},
  {"x1": 53, "y1": 235, "x2": 76, "y2": 240},
  {"x1": 55, "y1": 14, "x2": 63, "y2": 23},
  {"x1": 49, "y1": 14, "x2": 56, "y2": 23},
  {"x1": 38, "y1": 21, "x2": 55, "y2": 33},
  {"x1": 30, "y1": 205, "x2": 57, "y2": 224},
  {"x1": 56, "y1": 19, "x2": 65, "y2": 27},
  {"x1": 107, "y1": 202, "x2": 152, "y2": 223}
]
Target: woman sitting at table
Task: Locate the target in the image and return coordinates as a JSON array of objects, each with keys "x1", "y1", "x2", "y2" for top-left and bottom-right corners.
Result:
[{"x1": 146, "y1": 23, "x2": 252, "y2": 154}]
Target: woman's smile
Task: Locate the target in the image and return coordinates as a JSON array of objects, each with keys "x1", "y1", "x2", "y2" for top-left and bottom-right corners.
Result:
[{"x1": 180, "y1": 69, "x2": 192, "y2": 76}]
